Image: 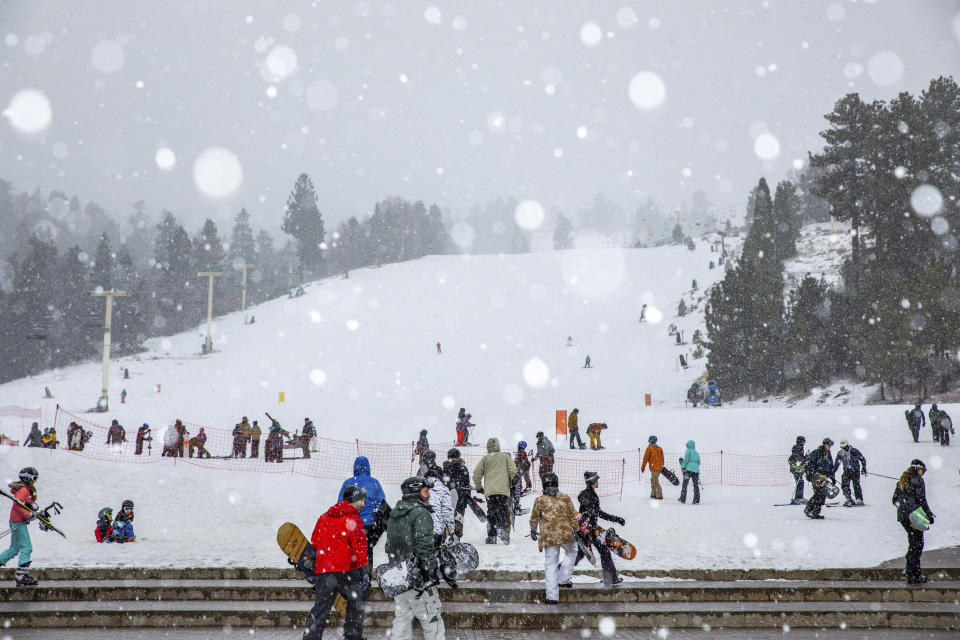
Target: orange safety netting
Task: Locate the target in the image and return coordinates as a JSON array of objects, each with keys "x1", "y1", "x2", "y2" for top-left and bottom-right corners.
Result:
[{"x1": 49, "y1": 408, "x2": 791, "y2": 494}]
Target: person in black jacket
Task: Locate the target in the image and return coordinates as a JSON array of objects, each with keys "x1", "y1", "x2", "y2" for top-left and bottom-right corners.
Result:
[
  {"x1": 905, "y1": 404, "x2": 925, "y2": 443},
  {"x1": 574, "y1": 471, "x2": 623, "y2": 586},
  {"x1": 834, "y1": 440, "x2": 868, "y2": 506},
  {"x1": 788, "y1": 436, "x2": 807, "y2": 504},
  {"x1": 892, "y1": 459, "x2": 935, "y2": 584},
  {"x1": 803, "y1": 438, "x2": 836, "y2": 520},
  {"x1": 443, "y1": 448, "x2": 472, "y2": 538}
]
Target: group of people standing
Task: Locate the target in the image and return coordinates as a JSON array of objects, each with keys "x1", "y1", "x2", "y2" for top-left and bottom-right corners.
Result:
[{"x1": 640, "y1": 436, "x2": 702, "y2": 504}]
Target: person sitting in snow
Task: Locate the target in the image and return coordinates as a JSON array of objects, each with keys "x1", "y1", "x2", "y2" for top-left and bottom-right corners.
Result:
[
  {"x1": 94, "y1": 507, "x2": 113, "y2": 542},
  {"x1": 109, "y1": 500, "x2": 136, "y2": 543}
]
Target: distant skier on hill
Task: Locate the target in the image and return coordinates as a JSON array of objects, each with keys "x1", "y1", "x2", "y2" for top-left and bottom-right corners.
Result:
[
  {"x1": 583, "y1": 355, "x2": 592, "y2": 368},
  {"x1": 639, "y1": 304, "x2": 647, "y2": 322}
]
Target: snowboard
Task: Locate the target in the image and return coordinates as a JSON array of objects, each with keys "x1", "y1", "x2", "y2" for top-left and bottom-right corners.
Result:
[
  {"x1": 0, "y1": 489, "x2": 66, "y2": 539},
  {"x1": 468, "y1": 496, "x2": 487, "y2": 523},
  {"x1": 602, "y1": 527, "x2": 637, "y2": 560},
  {"x1": 660, "y1": 468, "x2": 680, "y2": 486},
  {"x1": 375, "y1": 541, "x2": 478, "y2": 597},
  {"x1": 276, "y1": 522, "x2": 346, "y2": 618},
  {"x1": 773, "y1": 501, "x2": 840, "y2": 507}
]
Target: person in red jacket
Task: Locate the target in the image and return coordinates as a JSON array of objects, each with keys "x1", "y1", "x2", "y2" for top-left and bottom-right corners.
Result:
[
  {"x1": 0, "y1": 467, "x2": 40, "y2": 587},
  {"x1": 303, "y1": 485, "x2": 369, "y2": 640}
]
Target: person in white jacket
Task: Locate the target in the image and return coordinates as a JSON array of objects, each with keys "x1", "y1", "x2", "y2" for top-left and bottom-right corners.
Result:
[{"x1": 419, "y1": 451, "x2": 455, "y2": 546}]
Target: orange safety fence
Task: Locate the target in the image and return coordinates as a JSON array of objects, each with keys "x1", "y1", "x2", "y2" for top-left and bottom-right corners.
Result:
[{"x1": 45, "y1": 407, "x2": 791, "y2": 496}]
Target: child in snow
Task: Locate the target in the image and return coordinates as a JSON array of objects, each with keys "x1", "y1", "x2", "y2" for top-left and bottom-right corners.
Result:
[
  {"x1": 587, "y1": 423, "x2": 607, "y2": 450},
  {"x1": 0, "y1": 467, "x2": 40, "y2": 586},
  {"x1": 94, "y1": 508, "x2": 113, "y2": 542},
  {"x1": 110, "y1": 500, "x2": 136, "y2": 543}
]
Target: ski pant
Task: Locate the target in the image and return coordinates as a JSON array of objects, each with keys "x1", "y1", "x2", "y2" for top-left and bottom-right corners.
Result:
[
  {"x1": 250, "y1": 438, "x2": 259, "y2": 458},
  {"x1": 792, "y1": 471, "x2": 805, "y2": 501},
  {"x1": 589, "y1": 433, "x2": 601, "y2": 449},
  {"x1": 909, "y1": 425, "x2": 920, "y2": 443},
  {"x1": 679, "y1": 472, "x2": 700, "y2": 503},
  {"x1": 486, "y1": 494, "x2": 510, "y2": 540},
  {"x1": 805, "y1": 483, "x2": 829, "y2": 516},
  {"x1": 841, "y1": 470, "x2": 863, "y2": 502},
  {"x1": 519, "y1": 469, "x2": 532, "y2": 490},
  {"x1": 569, "y1": 430, "x2": 583, "y2": 449},
  {"x1": 453, "y1": 491, "x2": 469, "y2": 537},
  {"x1": 544, "y1": 541, "x2": 576, "y2": 601},
  {"x1": 649, "y1": 470, "x2": 663, "y2": 499},
  {"x1": 390, "y1": 586, "x2": 445, "y2": 640},
  {"x1": 575, "y1": 534, "x2": 617, "y2": 585},
  {"x1": 0, "y1": 521, "x2": 32, "y2": 567},
  {"x1": 304, "y1": 568, "x2": 367, "y2": 640},
  {"x1": 233, "y1": 437, "x2": 245, "y2": 457},
  {"x1": 899, "y1": 518, "x2": 925, "y2": 580},
  {"x1": 301, "y1": 435, "x2": 311, "y2": 459}
]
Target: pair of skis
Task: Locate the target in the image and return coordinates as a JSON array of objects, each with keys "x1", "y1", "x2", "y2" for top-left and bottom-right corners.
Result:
[{"x1": 0, "y1": 489, "x2": 67, "y2": 539}]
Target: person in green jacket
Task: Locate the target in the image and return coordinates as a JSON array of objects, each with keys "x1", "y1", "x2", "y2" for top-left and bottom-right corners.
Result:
[
  {"x1": 385, "y1": 476, "x2": 444, "y2": 640},
  {"x1": 678, "y1": 440, "x2": 701, "y2": 504},
  {"x1": 473, "y1": 437, "x2": 518, "y2": 545}
]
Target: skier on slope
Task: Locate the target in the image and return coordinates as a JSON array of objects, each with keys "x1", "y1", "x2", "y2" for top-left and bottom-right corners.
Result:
[
  {"x1": 0, "y1": 467, "x2": 41, "y2": 587},
  {"x1": 419, "y1": 450, "x2": 455, "y2": 547},
  {"x1": 804, "y1": 438, "x2": 836, "y2": 520},
  {"x1": 574, "y1": 471, "x2": 623, "y2": 586},
  {"x1": 443, "y1": 448, "x2": 472, "y2": 538},
  {"x1": 834, "y1": 440, "x2": 867, "y2": 506},
  {"x1": 788, "y1": 436, "x2": 807, "y2": 504}
]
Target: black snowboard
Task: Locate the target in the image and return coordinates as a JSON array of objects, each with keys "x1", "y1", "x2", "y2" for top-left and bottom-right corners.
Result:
[
  {"x1": 375, "y1": 542, "x2": 479, "y2": 597},
  {"x1": 660, "y1": 468, "x2": 680, "y2": 486}
]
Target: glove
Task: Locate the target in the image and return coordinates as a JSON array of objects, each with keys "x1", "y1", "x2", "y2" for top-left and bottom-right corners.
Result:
[
  {"x1": 530, "y1": 529, "x2": 538, "y2": 541},
  {"x1": 37, "y1": 509, "x2": 50, "y2": 521},
  {"x1": 476, "y1": 487, "x2": 484, "y2": 494},
  {"x1": 614, "y1": 517, "x2": 626, "y2": 526},
  {"x1": 929, "y1": 514, "x2": 935, "y2": 525},
  {"x1": 862, "y1": 470, "x2": 867, "y2": 476}
]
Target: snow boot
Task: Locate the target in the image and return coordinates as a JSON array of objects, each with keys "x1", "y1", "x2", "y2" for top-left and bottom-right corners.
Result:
[
  {"x1": 15, "y1": 565, "x2": 38, "y2": 588},
  {"x1": 789, "y1": 498, "x2": 804, "y2": 505},
  {"x1": 558, "y1": 582, "x2": 573, "y2": 589},
  {"x1": 497, "y1": 528, "x2": 510, "y2": 545},
  {"x1": 855, "y1": 499, "x2": 864, "y2": 506},
  {"x1": 843, "y1": 499, "x2": 855, "y2": 507},
  {"x1": 544, "y1": 597, "x2": 559, "y2": 604},
  {"x1": 907, "y1": 574, "x2": 928, "y2": 584},
  {"x1": 485, "y1": 536, "x2": 497, "y2": 545}
]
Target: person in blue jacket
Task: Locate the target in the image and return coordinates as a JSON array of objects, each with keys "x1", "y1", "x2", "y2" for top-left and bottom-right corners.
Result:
[
  {"x1": 678, "y1": 440, "x2": 701, "y2": 504},
  {"x1": 338, "y1": 456, "x2": 387, "y2": 570}
]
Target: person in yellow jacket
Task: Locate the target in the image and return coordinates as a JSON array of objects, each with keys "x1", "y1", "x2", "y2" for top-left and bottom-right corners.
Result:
[{"x1": 567, "y1": 408, "x2": 583, "y2": 449}]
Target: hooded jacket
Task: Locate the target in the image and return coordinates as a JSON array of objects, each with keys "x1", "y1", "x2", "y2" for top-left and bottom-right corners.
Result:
[
  {"x1": 681, "y1": 440, "x2": 700, "y2": 474},
  {"x1": 535, "y1": 435, "x2": 555, "y2": 459},
  {"x1": 641, "y1": 444, "x2": 664, "y2": 472},
  {"x1": 529, "y1": 491, "x2": 578, "y2": 551},
  {"x1": 385, "y1": 496, "x2": 437, "y2": 576},
  {"x1": 892, "y1": 472, "x2": 934, "y2": 523},
  {"x1": 338, "y1": 456, "x2": 387, "y2": 526},
  {"x1": 310, "y1": 500, "x2": 368, "y2": 574},
  {"x1": 473, "y1": 437, "x2": 518, "y2": 497}
]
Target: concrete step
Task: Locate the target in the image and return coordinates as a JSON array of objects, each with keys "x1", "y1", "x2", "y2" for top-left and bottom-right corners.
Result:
[
  {"x1": 2, "y1": 578, "x2": 960, "y2": 604},
  {"x1": 1, "y1": 598, "x2": 958, "y2": 630},
  {"x1": 2, "y1": 566, "x2": 957, "y2": 582}
]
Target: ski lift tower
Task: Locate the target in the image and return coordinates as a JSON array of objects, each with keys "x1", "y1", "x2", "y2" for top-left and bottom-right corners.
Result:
[
  {"x1": 90, "y1": 289, "x2": 127, "y2": 412},
  {"x1": 198, "y1": 271, "x2": 223, "y2": 354}
]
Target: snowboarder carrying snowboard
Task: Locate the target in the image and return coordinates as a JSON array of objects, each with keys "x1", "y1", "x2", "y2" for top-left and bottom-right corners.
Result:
[
  {"x1": 303, "y1": 485, "x2": 369, "y2": 640},
  {"x1": 529, "y1": 471, "x2": 578, "y2": 604},
  {"x1": 641, "y1": 435, "x2": 665, "y2": 499},
  {"x1": 473, "y1": 437, "x2": 517, "y2": 545},
  {"x1": 0, "y1": 467, "x2": 40, "y2": 587},
  {"x1": 384, "y1": 476, "x2": 445, "y2": 640},
  {"x1": 788, "y1": 436, "x2": 807, "y2": 504},
  {"x1": 804, "y1": 438, "x2": 837, "y2": 519},
  {"x1": 443, "y1": 448, "x2": 473, "y2": 538},
  {"x1": 575, "y1": 471, "x2": 623, "y2": 586}
]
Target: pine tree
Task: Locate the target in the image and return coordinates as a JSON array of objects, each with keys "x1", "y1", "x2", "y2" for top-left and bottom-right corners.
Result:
[
  {"x1": 422, "y1": 204, "x2": 448, "y2": 255},
  {"x1": 771, "y1": 181, "x2": 801, "y2": 262},
  {"x1": 281, "y1": 173, "x2": 326, "y2": 279},
  {"x1": 229, "y1": 208, "x2": 257, "y2": 264},
  {"x1": 154, "y1": 211, "x2": 195, "y2": 334},
  {"x1": 92, "y1": 232, "x2": 114, "y2": 290},
  {"x1": 553, "y1": 214, "x2": 574, "y2": 249},
  {"x1": 784, "y1": 276, "x2": 833, "y2": 391},
  {"x1": 677, "y1": 299, "x2": 688, "y2": 317}
]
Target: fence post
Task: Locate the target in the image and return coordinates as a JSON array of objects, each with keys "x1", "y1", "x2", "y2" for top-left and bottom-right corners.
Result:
[
  {"x1": 637, "y1": 448, "x2": 642, "y2": 483},
  {"x1": 620, "y1": 459, "x2": 625, "y2": 501},
  {"x1": 356, "y1": 438, "x2": 360, "y2": 455},
  {"x1": 720, "y1": 450, "x2": 723, "y2": 485}
]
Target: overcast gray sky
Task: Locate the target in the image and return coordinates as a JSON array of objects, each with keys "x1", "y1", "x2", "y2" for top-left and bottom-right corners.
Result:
[{"x1": 1, "y1": 0, "x2": 958, "y2": 234}]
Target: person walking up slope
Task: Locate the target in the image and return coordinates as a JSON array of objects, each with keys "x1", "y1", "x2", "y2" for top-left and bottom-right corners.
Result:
[
  {"x1": 641, "y1": 435, "x2": 664, "y2": 499},
  {"x1": 303, "y1": 485, "x2": 369, "y2": 640},
  {"x1": 385, "y1": 477, "x2": 445, "y2": 640},
  {"x1": 419, "y1": 451, "x2": 455, "y2": 547},
  {"x1": 804, "y1": 438, "x2": 836, "y2": 520},
  {"x1": 678, "y1": 440, "x2": 701, "y2": 504},
  {"x1": 339, "y1": 456, "x2": 387, "y2": 565},
  {"x1": 443, "y1": 449, "x2": 472, "y2": 538},
  {"x1": 575, "y1": 471, "x2": 624, "y2": 586},
  {"x1": 788, "y1": 436, "x2": 807, "y2": 504},
  {"x1": 473, "y1": 437, "x2": 517, "y2": 545},
  {"x1": 529, "y1": 472, "x2": 578, "y2": 604},
  {"x1": 892, "y1": 459, "x2": 936, "y2": 584},
  {"x1": 905, "y1": 405, "x2": 925, "y2": 443}
]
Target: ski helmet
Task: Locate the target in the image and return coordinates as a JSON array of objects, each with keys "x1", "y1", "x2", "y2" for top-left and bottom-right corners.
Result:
[
  {"x1": 536, "y1": 431, "x2": 544, "y2": 439},
  {"x1": 518, "y1": 440, "x2": 527, "y2": 450},
  {"x1": 796, "y1": 435, "x2": 806, "y2": 443},
  {"x1": 401, "y1": 476, "x2": 432, "y2": 498},
  {"x1": 98, "y1": 507, "x2": 114, "y2": 521},
  {"x1": 342, "y1": 485, "x2": 367, "y2": 504},
  {"x1": 648, "y1": 435, "x2": 657, "y2": 445},
  {"x1": 822, "y1": 437, "x2": 834, "y2": 446},
  {"x1": 584, "y1": 470, "x2": 600, "y2": 486},
  {"x1": 447, "y1": 448, "x2": 461, "y2": 460},
  {"x1": 541, "y1": 472, "x2": 559, "y2": 488},
  {"x1": 122, "y1": 499, "x2": 134, "y2": 511},
  {"x1": 18, "y1": 467, "x2": 38, "y2": 484},
  {"x1": 421, "y1": 449, "x2": 437, "y2": 464}
]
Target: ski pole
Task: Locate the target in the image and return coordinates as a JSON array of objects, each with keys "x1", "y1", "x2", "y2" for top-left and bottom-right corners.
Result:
[
  {"x1": 867, "y1": 472, "x2": 900, "y2": 481},
  {"x1": 0, "y1": 520, "x2": 30, "y2": 541}
]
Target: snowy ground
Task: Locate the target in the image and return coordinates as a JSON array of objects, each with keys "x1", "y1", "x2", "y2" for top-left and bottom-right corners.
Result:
[{"x1": 1, "y1": 240, "x2": 958, "y2": 572}]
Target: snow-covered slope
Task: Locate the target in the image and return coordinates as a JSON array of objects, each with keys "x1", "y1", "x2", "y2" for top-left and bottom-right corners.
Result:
[{"x1": 1, "y1": 240, "x2": 958, "y2": 572}]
